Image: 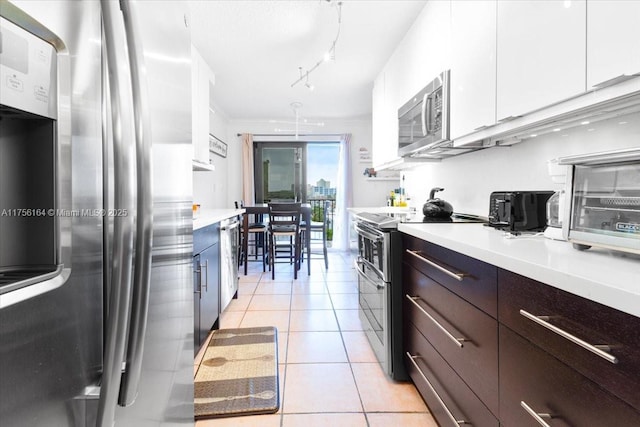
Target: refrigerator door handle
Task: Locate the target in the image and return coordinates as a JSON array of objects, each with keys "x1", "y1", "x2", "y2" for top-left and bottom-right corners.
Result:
[
  {"x1": 97, "y1": 1, "x2": 136, "y2": 426},
  {"x1": 117, "y1": 0, "x2": 154, "y2": 407}
]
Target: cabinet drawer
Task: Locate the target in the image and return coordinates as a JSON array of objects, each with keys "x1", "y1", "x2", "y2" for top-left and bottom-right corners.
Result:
[
  {"x1": 403, "y1": 264, "x2": 499, "y2": 415},
  {"x1": 402, "y1": 234, "x2": 497, "y2": 317},
  {"x1": 194, "y1": 223, "x2": 219, "y2": 254},
  {"x1": 405, "y1": 322, "x2": 499, "y2": 427},
  {"x1": 500, "y1": 326, "x2": 640, "y2": 427},
  {"x1": 499, "y1": 269, "x2": 640, "y2": 410}
]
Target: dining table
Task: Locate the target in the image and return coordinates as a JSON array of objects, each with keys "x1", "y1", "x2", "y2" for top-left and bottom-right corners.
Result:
[{"x1": 241, "y1": 203, "x2": 312, "y2": 276}]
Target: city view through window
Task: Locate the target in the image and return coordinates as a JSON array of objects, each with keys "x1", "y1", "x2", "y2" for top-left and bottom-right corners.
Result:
[
  {"x1": 257, "y1": 142, "x2": 339, "y2": 240},
  {"x1": 306, "y1": 143, "x2": 339, "y2": 200}
]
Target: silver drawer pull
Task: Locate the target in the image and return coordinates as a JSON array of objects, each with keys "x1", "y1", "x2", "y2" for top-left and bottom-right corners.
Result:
[
  {"x1": 406, "y1": 250, "x2": 467, "y2": 282},
  {"x1": 406, "y1": 295, "x2": 465, "y2": 348},
  {"x1": 519, "y1": 309, "x2": 618, "y2": 364},
  {"x1": 406, "y1": 353, "x2": 468, "y2": 426},
  {"x1": 520, "y1": 401, "x2": 552, "y2": 427}
]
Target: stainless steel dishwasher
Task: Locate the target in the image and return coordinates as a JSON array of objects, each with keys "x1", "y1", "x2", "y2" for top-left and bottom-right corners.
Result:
[{"x1": 219, "y1": 216, "x2": 240, "y2": 311}]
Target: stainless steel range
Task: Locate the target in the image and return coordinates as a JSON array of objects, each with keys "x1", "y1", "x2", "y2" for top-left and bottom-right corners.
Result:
[
  {"x1": 353, "y1": 212, "x2": 407, "y2": 380},
  {"x1": 352, "y1": 210, "x2": 487, "y2": 380}
]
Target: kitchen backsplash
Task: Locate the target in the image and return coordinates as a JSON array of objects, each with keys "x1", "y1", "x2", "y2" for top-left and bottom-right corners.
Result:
[{"x1": 403, "y1": 111, "x2": 640, "y2": 217}]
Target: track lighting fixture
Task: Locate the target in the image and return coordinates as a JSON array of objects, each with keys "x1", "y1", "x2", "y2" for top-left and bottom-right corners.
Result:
[{"x1": 291, "y1": 1, "x2": 343, "y2": 89}]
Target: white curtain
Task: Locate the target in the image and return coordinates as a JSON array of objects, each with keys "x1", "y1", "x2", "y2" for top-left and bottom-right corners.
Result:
[
  {"x1": 333, "y1": 133, "x2": 352, "y2": 250},
  {"x1": 241, "y1": 133, "x2": 255, "y2": 204}
]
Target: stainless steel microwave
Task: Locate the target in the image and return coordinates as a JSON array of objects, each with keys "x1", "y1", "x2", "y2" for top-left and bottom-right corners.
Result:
[{"x1": 398, "y1": 70, "x2": 450, "y2": 157}]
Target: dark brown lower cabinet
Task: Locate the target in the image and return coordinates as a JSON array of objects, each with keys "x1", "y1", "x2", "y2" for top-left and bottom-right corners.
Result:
[
  {"x1": 404, "y1": 264, "x2": 499, "y2": 415},
  {"x1": 401, "y1": 232, "x2": 640, "y2": 427},
  {"x1": 499, "y1": 269, "x2": 640, "y2": 410},
  {"x1": 405, "y1": 322, "x2": 499, "y2": 427},
  {"x1": 499, "y1": 325, "x2": 640, "y2": 427}
]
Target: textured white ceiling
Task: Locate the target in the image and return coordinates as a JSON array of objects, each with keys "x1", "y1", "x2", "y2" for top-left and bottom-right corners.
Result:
[{"x1": 189, "y1": 0, "x2": 427, "y2": 122}]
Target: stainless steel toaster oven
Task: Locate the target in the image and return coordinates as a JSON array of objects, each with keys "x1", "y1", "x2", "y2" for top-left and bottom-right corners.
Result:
[{"x1": 559, "y1": 148, "x2": 640, "y2": 254}]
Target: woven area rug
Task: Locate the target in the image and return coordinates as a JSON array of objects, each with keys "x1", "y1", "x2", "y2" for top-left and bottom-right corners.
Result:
[{"x1": 194, "y1": 326, "x2": 279, "y2": 419}]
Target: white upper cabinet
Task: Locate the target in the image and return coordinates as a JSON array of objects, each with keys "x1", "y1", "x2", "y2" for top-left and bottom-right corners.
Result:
[
  {"x1": 371, "y1": 1, "x2": 451, "y2": 168},
  {"x1": 192, "y1": 46, "x2": 215, "y2": 169},
  {"x1": 587, "y1": 0, "x2": 640, "y2": 88},
  {"x1": 496, "y1": 0, "x2": 586, "y2": 121},
  {"x1": 397, "y1": 0, "x2": 451, "y2": 102},
  {"x1": 450, "y1": 0, "x2": 497, "y2": 139}
]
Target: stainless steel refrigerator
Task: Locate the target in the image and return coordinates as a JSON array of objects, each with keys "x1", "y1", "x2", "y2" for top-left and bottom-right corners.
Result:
[{"x1": 0, "y1": 0, "x2": 194, "y2": 425}]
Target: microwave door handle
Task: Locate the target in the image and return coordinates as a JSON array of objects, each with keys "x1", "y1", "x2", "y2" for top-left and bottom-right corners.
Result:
[
  {"x1": 427, "y1": 92, "x2": 435, "y2": 133},
  {"x1": 97, "y1": 1, "x2": 136, "y2": 426},
  {"x1": 118, "y1": 0, "x2": 154, "y2": 407},
  {"x1": 421, "y1": 93, "x2": 428, "y2": 136}
]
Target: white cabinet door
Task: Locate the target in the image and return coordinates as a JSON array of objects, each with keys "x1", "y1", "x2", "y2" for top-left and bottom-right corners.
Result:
[
  {"x1": 396, "y1": 0, "x2": 451, "y2": 103},
  {"x1": 191, "y1": 46, "x2": 213, "y2": 165},
  {"x1": 587, "y1": 0, "x2": 640, "y2": 89},
  {"x1": 450, "y1": 0, "x2": 497, "y2": 139},
  {"x1": 496, "y1": 0, "x2": 586, "y2": 121}
]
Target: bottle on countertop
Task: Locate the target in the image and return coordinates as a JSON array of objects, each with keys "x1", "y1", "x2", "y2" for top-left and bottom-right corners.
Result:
[{"x1": 389, "y1": 191, "x2": 395, "y2": 207}]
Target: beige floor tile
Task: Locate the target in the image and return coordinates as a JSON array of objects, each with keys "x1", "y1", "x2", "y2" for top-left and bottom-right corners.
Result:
[
  {"x1": 217, "y1": 311, "x2": 244, "y2": 329},
  {"x1": 238, "y1": 271, "x2": 262, "y2": 283},
  {"x1": 334, "y1": 310, "x2": 366, "y2": 331},
  {"x1": 330, "y1": 292, "x2": 360, "y2": 309},
  {"x1": 240, "y1": 310, "x2": 290, "y2": 332},
  {"x1": 291, "y1": 293, "x2": 333, "y2": 310},
  {"x1": 352, "y1": 363, "x2": 428, "y2": 412},
  {"x1": 306, "y1": 263, "x2": 328, "y2": 275},
  {"x1": 248, "y1": 294, "x2": 291, "y2": 311},
  {"x1": 283, "y1": 413, "x2": 367, "y2": 427},
  {"x1": 263, "y1": 267, "x2": 296, "y2": 282},
  {"x1": 277, "y1": 364, "x2": 285, "y2": 415},
  {"x1": 289, "y1": 309, "x2": 339, "y2": 332},
  {"x1": 291, "y1": 281, "x2": 328, "y2": 294},
  {"x1": 367, "y1": 413, "x2": 437, "y2": 427},
  {"x1": 304, "y1": 273, "x2": 331, "y2": 284},
  {"x1": 324, "y1": 270, "x2": 358, "y2": 282},
  {"x1": 342, "y1": 331, "x2": 378, "y2": 363},
  {"x1": 277, "y1": 332, "x2": 288, "y2": 364},
  {"x1": 255, "y1": 281, "x2": 293, "y2": 295},
  {"x1": 287, "y1": 332, "x2": 347, "y2": 363},
  {"x1": 196, "y1": 414, "x2": 281, "y2": 427},
  {"x1": 283, "y1": 364, "x2": 362, "y2": 413},
  {"x1": 225, "y1": 294, "x2": 252, "y2": 312},
  {"x1": 238, "y1": 281, "x2": 258, "y2": 295},
  {"x1": 325, "y1": 262, "x2": 355, "y2": 273},
  {"x1": 326, "y1": 281, "x2": 359, "y2": 294}
]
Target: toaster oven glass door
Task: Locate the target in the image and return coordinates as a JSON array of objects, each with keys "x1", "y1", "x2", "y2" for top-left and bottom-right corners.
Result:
[{"x1": 570, "y1": 163, "x2": 640, "y2": 251}]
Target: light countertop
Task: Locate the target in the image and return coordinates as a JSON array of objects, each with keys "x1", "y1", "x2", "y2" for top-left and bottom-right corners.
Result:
[
  {"x1": 398, "y1": 223, "x2": 640, "y2": 318},
  {"x1": 193, "y1": 208, "x2": 244, "y2": 231},
  {"x1": 348, "y1": 206, "x2": 414, "y2": 214}
]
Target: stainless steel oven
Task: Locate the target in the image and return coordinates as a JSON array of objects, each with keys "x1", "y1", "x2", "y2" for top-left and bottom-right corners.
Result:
[{"x1": 353, "y1": 212, "x2": 407, "y2": 380}]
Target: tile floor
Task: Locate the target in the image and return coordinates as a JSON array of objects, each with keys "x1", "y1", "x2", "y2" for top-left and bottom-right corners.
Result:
[{"x1": 194, "y1": 250, "x2": 438, "y2": 427}]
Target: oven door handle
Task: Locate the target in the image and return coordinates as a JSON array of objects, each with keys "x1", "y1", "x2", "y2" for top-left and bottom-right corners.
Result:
[
  {"x1": 354, "y1": 260, "x2": 385, "y2": 290},
  {"x1": 356, "y1": 256, "x2": 385, "y2": 282},
  {"x1": 354, "y1": 223, "x2": 385, "y2": 242}
]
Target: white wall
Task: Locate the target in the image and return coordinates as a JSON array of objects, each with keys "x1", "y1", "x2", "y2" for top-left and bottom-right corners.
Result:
[
  {"x1": 193, "y1": 114, "x2": 397, "y2": 209},
  {"x1": 402, "y1": 111, "x2": 640, "y2": 216},
  {"x1": 207, "y1": 117, "x2": 399, "y2": 208}
]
